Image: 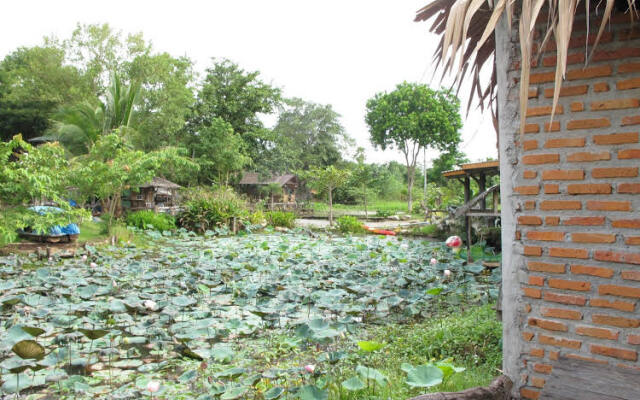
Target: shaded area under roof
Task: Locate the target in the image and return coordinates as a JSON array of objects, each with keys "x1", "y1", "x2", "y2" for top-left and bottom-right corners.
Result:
[{"x1": 442, "y1": 161, "x2": 500, "y2": 178}]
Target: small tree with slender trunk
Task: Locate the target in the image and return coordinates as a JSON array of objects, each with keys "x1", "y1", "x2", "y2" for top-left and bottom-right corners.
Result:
[
  {"x1": 365, "y1": 82, "x2": 462, "y2": 212},
  {"x1": 302, "y1": 166, "x2": 351, "y2": 226}
]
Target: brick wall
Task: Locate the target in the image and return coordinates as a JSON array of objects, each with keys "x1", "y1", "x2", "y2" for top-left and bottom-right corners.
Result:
[{"x1": 502, "y1": 10, "x2": 640, "y2": 400}]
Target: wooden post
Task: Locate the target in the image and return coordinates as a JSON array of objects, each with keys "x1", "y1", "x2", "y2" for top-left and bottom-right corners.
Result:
[
  {"x1": 464, "y1": 176, "x2": 472, "y2": 263},
  {"x1": 478, "y1": 173, "x2": 487, "y2": 211}
]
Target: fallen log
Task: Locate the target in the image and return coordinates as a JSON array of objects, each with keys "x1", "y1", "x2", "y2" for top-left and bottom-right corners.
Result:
[{"x1": 408, "y1": 375, "x2": 513, "y2": 400}]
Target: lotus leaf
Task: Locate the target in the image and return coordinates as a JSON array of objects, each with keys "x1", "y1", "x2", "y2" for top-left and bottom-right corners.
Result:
[
  {"x1": 298, "y1": 385, "x2": 328, "y2": 400},
  {"x1": 341, "y1": 376, "x2": 365, "y2": 391},
  {"x1": 405, "y1": 364, "x2": 444, "y2": 388}
]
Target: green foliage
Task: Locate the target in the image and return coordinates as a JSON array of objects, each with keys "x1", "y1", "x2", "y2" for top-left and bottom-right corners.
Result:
[
  {"x1": 188, "y1": 58, "x2": 281, "y2": 163},
  {"x1": 44, "y1": 72, "x2": 140, "y2": 155},
  {"x1": 126, "y1": 211, "x2": 176, "y2": 231},
  {"x1": 262, "y1": 97, "x2": 353, "y2": 172},
  {"x1": 427, "y1": 149, "x2": 469, "y2": 187},
  {"x1": 0, "y1": 135, "x2": 89, "y2": 243},
  {"x1": 70, "y1": 134, "x2": 197, "y2": 211},
  {"x1": 248, "y1": 210, "x2": 266, "y2": 225},
  {"x1": 300, "y1": 165, "x2": 351, "y2": 225},
  {"x1": 409, "y1": 224, "x2": 437, "y2": 236},
  {"x1": 384, "y1": 304, "x2": 502, "y2": 368},
  {"x1": 178, "y1": 186, "x2": 250, "y2": 233},
  {"x1": 336, "y1": 216, "x2": 365, "y2": 234},
  {"x1": 366, "y1": 82, "x2": 462, "y2": 211},
  {"x1": 187, "y1": 117, "x2": 250, "y2": 185},
  {"x1": 376, "y1": 209, "x2": 393, "y2": 218},
  {"x1": 127, "y1": 53, "x2": 195, "y2": 151},
  {"x1": 0, "y1": 45, "x2": 91, "y2": 141},
  {"x1": 265, "y1": 211, "x2": 296, "y2": 228},
  {"x1": 0, "y1": 232, "x2": 500, "y2": 398}
]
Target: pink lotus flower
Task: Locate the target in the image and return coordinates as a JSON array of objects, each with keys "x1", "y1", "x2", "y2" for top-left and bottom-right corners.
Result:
[
  {"x1": 430, "y1": 258, "x2": 437, "y2": 265},
  {"x1": 444, "y1": 269, "x2": 452, "y2": 278},
  {"x1": 90, "y1": 262, "x2": 97, "y2": 268},
  {"x1": 146, "y1": 381, "x2": 160, "y2": 393},
  {"x1": 445, "y1": 236, "x2": 462, "y2": 248},
  {"x1": 304, "y1": 364, "x2": 316, "y2": 373},
  {"x1": 82, "y1": 255, "x2": 88, "y2": 261}
]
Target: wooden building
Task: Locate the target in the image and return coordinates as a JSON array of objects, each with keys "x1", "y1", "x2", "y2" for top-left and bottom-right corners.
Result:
[
  {"x1": 443, "y1": 160, "x2": 501, "y2": 259},
  {"x1": 128, "y1": 177, "x2": 182, "y2": 214},
  {"x1": 238, "y1": 173, "x2": 299, "y2": 205}
]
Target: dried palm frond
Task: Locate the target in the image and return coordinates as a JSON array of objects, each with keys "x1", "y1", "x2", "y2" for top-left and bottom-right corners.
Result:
[{"x1": 416, "y1": 0, "x2": 639, "y2": 134}]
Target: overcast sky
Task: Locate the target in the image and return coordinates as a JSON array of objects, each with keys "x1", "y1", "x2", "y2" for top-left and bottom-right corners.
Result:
[{"x1": 0, "y1": 0, "x2": 497, "y2": 166}]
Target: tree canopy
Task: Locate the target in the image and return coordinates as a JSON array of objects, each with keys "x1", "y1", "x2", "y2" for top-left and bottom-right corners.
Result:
[
  {"x1": 188, "y1": 59, "x2": 281, "y2": 163},
  {"x1": 365, "y1": 82, "x2": 462, "y2": 211},
  {"x1": 269, "y1": 98, "x2": 352, "y2": 171}
]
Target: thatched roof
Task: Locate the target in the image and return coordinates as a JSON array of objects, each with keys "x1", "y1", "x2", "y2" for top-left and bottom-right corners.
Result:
[
  {"x1": 238, "y1": 173, "x2": 298, "y2": 186},
  {"x1": 416, "y1": 0, "x2": 638, "y2": 133},
  {"x1": 139, "y1": 177, "x2": 181, "y2": 189}
]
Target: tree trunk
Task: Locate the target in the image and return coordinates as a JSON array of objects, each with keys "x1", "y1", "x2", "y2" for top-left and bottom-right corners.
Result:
[
  {"x1": 407, "y1": 169, "x2": 415, "y2": 213},
  {"x1": 363, "y1": 184, "x2": 368, "y2": 219},
  {"x1": 328, "y1": 187, "x2": 334, "y2": 226},
  {"x1": 408, "y1": 375, "x2": 513, "y2": 400}
]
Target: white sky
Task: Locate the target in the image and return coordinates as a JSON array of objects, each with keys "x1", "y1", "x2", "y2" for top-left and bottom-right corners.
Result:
[{"x1": 0, "y1": 0, "x2": 497, "y2": 166}]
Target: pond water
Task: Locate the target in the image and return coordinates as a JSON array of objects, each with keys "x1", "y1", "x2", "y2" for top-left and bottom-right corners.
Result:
[{"x1": 0, "y1": 231, "x2": 499, "y2": 398}]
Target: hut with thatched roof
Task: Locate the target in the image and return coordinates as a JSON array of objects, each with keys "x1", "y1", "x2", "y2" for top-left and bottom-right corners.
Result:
[
  {"x1": 128, "y1": 177, "x2": 182, "y2": 214},
  {"x1": 238, "y1": 173, "x2": 300, "y2": 207}
]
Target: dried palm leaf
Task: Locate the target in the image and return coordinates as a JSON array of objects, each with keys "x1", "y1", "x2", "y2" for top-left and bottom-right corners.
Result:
[{"x1": 416, "y1": 0, "x2": 639, "y2": 134}]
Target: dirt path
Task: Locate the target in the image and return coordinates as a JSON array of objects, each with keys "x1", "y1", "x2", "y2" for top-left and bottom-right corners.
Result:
[{"x1": 296, "y1": 218, "x2": 426, "y2": 230}]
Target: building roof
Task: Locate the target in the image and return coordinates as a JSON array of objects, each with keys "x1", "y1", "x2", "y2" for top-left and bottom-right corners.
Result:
[
  {"x1": 442, "y1": 160, "x2": 500, "y2": 178},
  {"x1": 239, "y1": 173, "x2": 298, "y2": 186},
  {"x1": 139, "y1": 177, "x2": 181, "y2": 189}
]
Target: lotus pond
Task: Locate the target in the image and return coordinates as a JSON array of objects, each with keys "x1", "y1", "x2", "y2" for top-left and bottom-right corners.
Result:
[{"x1": 0, "y1": 230, "x2": 501, "y2": 399}]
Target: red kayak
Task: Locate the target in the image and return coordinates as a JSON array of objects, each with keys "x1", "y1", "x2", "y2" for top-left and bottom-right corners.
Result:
[{"x1": 363, "y1": 226, "x2": 397, "y2": 236}]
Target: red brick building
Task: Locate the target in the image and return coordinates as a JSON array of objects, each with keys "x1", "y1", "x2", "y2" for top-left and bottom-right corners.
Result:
[{"x1": 419, "y1": 2, "x2": 640, "y2": 398}]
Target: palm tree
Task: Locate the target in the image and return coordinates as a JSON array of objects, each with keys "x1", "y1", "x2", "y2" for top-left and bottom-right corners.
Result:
[{"x1": 36, "y1": 71, "x2": 140, "y2": 154}]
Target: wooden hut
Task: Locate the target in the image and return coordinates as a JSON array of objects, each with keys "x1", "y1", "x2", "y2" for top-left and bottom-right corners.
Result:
[
  {"x1": 238, "y1": 173, "x2": 299, "y2": 208},
  {"x1": 128, "y1": 177, "x2": 182, "y2": 214},
  {"x1": 443, "y1": 161, "x2": 501, "y2": 259}
]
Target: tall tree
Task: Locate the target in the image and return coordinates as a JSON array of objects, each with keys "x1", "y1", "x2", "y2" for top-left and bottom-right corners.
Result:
[
  {"x1": 189, "y1": 59, "x2": 281, "y2": 162},
  {"x1": 187, "y1": 117, "x2": 250, "y2": 185},
  {"x1": 269, "y1": 98, "x2": 352, "y2": 171},
  {"x1": 0, "y1": 46, "x2": 90, "y2": 141},
  {"x1": 127, "y1": 53, "x2": 195, "y2": 151},
  {"x1": 43, "y1": 72, "x2": 140, "y2": 154},
  {"x1": 365, "y1": 83, "x2": 462, "y2": 211},
  {"x1": 53, "y1": 23, "x2": 149, "y2": 96}
]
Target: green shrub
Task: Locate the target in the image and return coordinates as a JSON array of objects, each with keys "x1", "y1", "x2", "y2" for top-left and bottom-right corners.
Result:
[
  {"x1": 249, "y1": 210, "x2": 266, "y2": 225},
  {"x1": 178, "y1": 187, "x2": 250, "y2": 233},
  {"x1": 265, "y1": 211, "x2": 295, "y2": 228},
  {"x1": 409, "y1": 224, "x2": 437, "y2": 236},
  {"x1": 126, "y1": 210, "x2": 176, "y2": 231},
  {"x1": 376, "y1": 209, "x2": 393, "y2": 218},
  {"x1": 336, "y1": 215, "x2": 365, "y2": 234}
]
